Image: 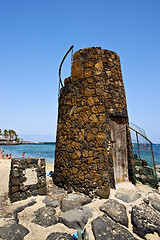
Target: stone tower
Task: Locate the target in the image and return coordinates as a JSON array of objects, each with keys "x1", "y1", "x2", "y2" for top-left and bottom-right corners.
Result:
[{"x1": 53, "y1": 47, "x2": 134, "y2": 198}]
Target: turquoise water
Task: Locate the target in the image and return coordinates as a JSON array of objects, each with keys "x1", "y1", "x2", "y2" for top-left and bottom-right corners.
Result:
[
  {"x1": 132, "y1": 144, "x2": 160, "y2": 167},
  {"x1": 0, "y1": 144, "x2": 55, "y2": 164},
  {"x1": 0, "y1": 143, "x2": 160, "y2": 166}
]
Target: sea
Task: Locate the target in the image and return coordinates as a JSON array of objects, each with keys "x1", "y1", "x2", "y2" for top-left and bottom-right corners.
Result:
[
  {"x1": 0, "y1": 144, "x2": 55, "y2": 164},
  {"x1": 132, "y1": 144, "x2": 160, "y2": 167},
  {"x1": 0, "y1": 134, "x2": 160, "y2": 166},
  {"x1": 0, "y1": 143, "x2": 160, "y2": 167}
]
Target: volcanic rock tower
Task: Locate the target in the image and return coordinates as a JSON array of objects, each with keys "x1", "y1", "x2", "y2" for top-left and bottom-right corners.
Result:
[{"x1": 54, "y1": 47, "x2": 134, "y2": 198}]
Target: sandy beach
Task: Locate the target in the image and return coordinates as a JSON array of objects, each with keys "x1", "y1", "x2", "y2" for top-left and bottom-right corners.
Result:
[
  {"x1": 0, "y1": 157, "x2": 54, "y2": 200},
  {"x1": 0, "y1": 157, "x2": 160, "y2": 240},
  {"x1": 0, "y1": 157, "x2": 11, "y2": 197}
]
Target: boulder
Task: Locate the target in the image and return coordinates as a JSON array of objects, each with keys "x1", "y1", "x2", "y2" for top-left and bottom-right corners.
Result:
[
  {"x1": 32, "y1": 207, "x2": 57, "y2": 227},
  {"x1": 0, "y1": 223, "x2": 29, "y2": 240},
  {"x1": 14, "y1": 199, "x2": 36, "y2": 213},
  {"x1": 131, "y1": 203, "x2": 160, "y2": 238},
  {"x1": 48, "y1": 185, "x2": 66, "y2": 195},
  {"x1": 91, "y1": 215, "x2": 138, "y2": 240},
  {"x1": 2, "y1": 212, "x2": 19, "y2": 224},
  {"x1": 60, "y1": 193, "x2": 92, "y2": 212},
  {"x1": 46, "y1": 232, "x2": 73, "y2": 240},
  {"x1": 99, "y1": 199, "x2": 128, "y2": 227},
  {"x1": 59, "y1": 206, "x2": 92, "y2": 229},
  {"x1": 43, "y1": 196, "x2": 59, "y2": 208},
  {"x1": 148, "y1": 193, "x2": 160, "y2": 212},
  {"x1": 115, "y1": 189, "x2": 141, "y2": 203}
]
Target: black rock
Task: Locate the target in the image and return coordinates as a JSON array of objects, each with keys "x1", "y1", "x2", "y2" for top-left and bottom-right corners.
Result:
[
  {"x1": 60, "y1": 193, "x2": 92, "y2": 212},
  {"x1": 0, "y1": 223, "x2": 29, "y2": 240},
  {"x1": 43, "y1": 196, "x2": 59, "y2": 208},
  {"x1": 131, "y1": 203, "x2": 160, "y2": 238},
  {"x1": 59, "y1": 206, "x2": 92, "y2": 229},
  {"x1": 46, "y1": 232, "x2": 73, "y2": 240},
  {"x1": 48, "y1": 185, "x2": 66, "y2": 195},
  {"x1": 14, "y1": 199, "x2": 36, "y2": 213},
  {"x1": 21, "y1": 192, "x2": 28, "y2": 200},
  {"x1": 9, "y1": 192, "x2": 21, "y2": 203},
  {"x1": 2, "y1": 212, "x2": 19, "y2": 224},
  {"x1": 99, "y1": 199, "x2": 128, "y2": 227},
  {"x1": 29, "y1": 184, "x2": 38, "y2": 192},
  {"x1": 32, "y1": 207, "x2": 57, "y2": 227},
  {"x1": 32, "y1": 190, "x2": 38, "y2": 196},
  {"x1": 92, "y1": 215, "x2": 138, "y2": 240}
]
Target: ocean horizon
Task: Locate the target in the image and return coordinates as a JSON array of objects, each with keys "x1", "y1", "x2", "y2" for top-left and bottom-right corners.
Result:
[
  {"x1": 0, "y1": 141, "x2": 160, "y2": 167},
  {"x1": 18, "y1": 134, "x2": 55, "y2": 143}
]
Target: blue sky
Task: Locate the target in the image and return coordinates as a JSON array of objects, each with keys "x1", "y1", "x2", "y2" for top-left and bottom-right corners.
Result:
[{"x1": 0, "y1": 0, "x2": 160, "y2": 142}]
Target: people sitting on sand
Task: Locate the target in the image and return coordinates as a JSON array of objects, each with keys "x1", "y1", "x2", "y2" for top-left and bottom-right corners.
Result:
[
  {"x1": 23, "y1": 152, "x2": 25, "y2": 158},
  {"x1": 8, "y1": 153, "x2": 11, "y2": 159},
  {"x1": 2, "y1": 150, "x2": 4, "y2": 158}
]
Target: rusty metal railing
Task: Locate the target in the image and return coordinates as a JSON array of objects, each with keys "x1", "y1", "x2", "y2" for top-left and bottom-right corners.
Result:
[
  {"x1": 58, "y1": 45, "x2": 74, "y2": 97},
  {"x1": 129, "y1": 126, "x2": 156, "y2": 173}
]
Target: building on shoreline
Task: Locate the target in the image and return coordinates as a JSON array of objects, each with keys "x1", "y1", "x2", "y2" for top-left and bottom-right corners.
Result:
[{"x1": 54, "y1": 47, "x2": 134, "y2": 198}]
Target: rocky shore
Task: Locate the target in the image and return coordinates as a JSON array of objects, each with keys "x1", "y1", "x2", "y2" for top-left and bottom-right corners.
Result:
[{"x1": 0, "y1": 172, "x2": 160, "y2": 239}]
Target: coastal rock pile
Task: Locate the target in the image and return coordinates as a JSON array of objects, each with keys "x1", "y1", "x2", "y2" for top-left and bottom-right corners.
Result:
[
  {"x1": 133, "y1": 154, "x2": 159, "y2": 188},
  {"x1": 0, "y1": 199, "x2": 36, "y2": 239},
  {"x1": 131, "y1": 203, "x2": 160, "y2": 238},
  {"x1": 0, "y1": 183, "x2": 160, "y2": 239},
  {"x1": 9, "y1": 157, "x2": 46, "y2": 202}
]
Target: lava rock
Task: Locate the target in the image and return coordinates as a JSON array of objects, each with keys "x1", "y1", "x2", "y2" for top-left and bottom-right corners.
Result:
[
  {"x1": 15, "y1": 199, "x2": 36, "y2": 213},
  {"x1": 48, "y1": 185, "x2": 66, "y2": 195},
  {"x1": 60, "y1": 193, "x2": 92, "y2": 212},
  {"x1": 59, "y1": 206, "x2": 92, "y2": 229},
  {"x1": 46, "y1": 232, "x2": 73, "y2": 240},
  {"x1": 2, "y1": 212, "x2": 19, "y2": 224},
  {"x1": 131, "y1": 203, "x2": 160, "y2": 238},
  {"x1": 92, "y1": 215, "x2": 138, "y2": 240},
  {"x1": 32, "y1": 207, "x2": 57, "y2": 227},
  {"x1": 0, "y1": 223, "x2": 29, "y2": 240},
  {"x1": 115, "y1": 189, "x2": 141, "y2": 203},
  {"x1": 99, "y1": 199, "x2": 128, "y2": 227},
  {"x1": 43, "y1": 196, "x2": 59, "y2": 208}
]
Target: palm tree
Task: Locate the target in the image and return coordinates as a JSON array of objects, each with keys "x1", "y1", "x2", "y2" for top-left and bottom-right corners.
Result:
[
  {"x1": 9, "y1": 129, "x2": 13, "y2": 140},
  {"x1": 3, "y1": 129, "x2": 9, "y2": 139},
  {"x1": 13, "y1": 130, "x2": 18, "y2": 140},
  {"x1": 0, "y1": 129, "x2": 2, "y2": 139},
  {"x1": 9, "y1": 129, "x2": 19, "y2": 140}
]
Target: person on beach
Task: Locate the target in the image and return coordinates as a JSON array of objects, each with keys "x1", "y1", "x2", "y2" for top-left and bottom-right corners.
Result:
[
  {"x1": 2, "y1": 150, "x2": 4, "y2": 158},
  {"x1": 0, "y1": 148, "x2": 2, "y2": 158},
  {"x1": 8, "y1": 153, "x2": 11, "y2": 159},
  {"x1": 23, "y1": 152, "x2": 25, "y2": 158}
]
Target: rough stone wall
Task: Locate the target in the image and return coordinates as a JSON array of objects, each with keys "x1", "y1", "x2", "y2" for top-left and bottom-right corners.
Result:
[
  {"x1": 54, "y1": 47, "x2": 133, "y2": 198},
  {"x1": 9, "y1": 158, "x2": 46, "y2": 202},
  {"x1": 99, "y1": 49, "x2": 134, "y2": 183}
]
